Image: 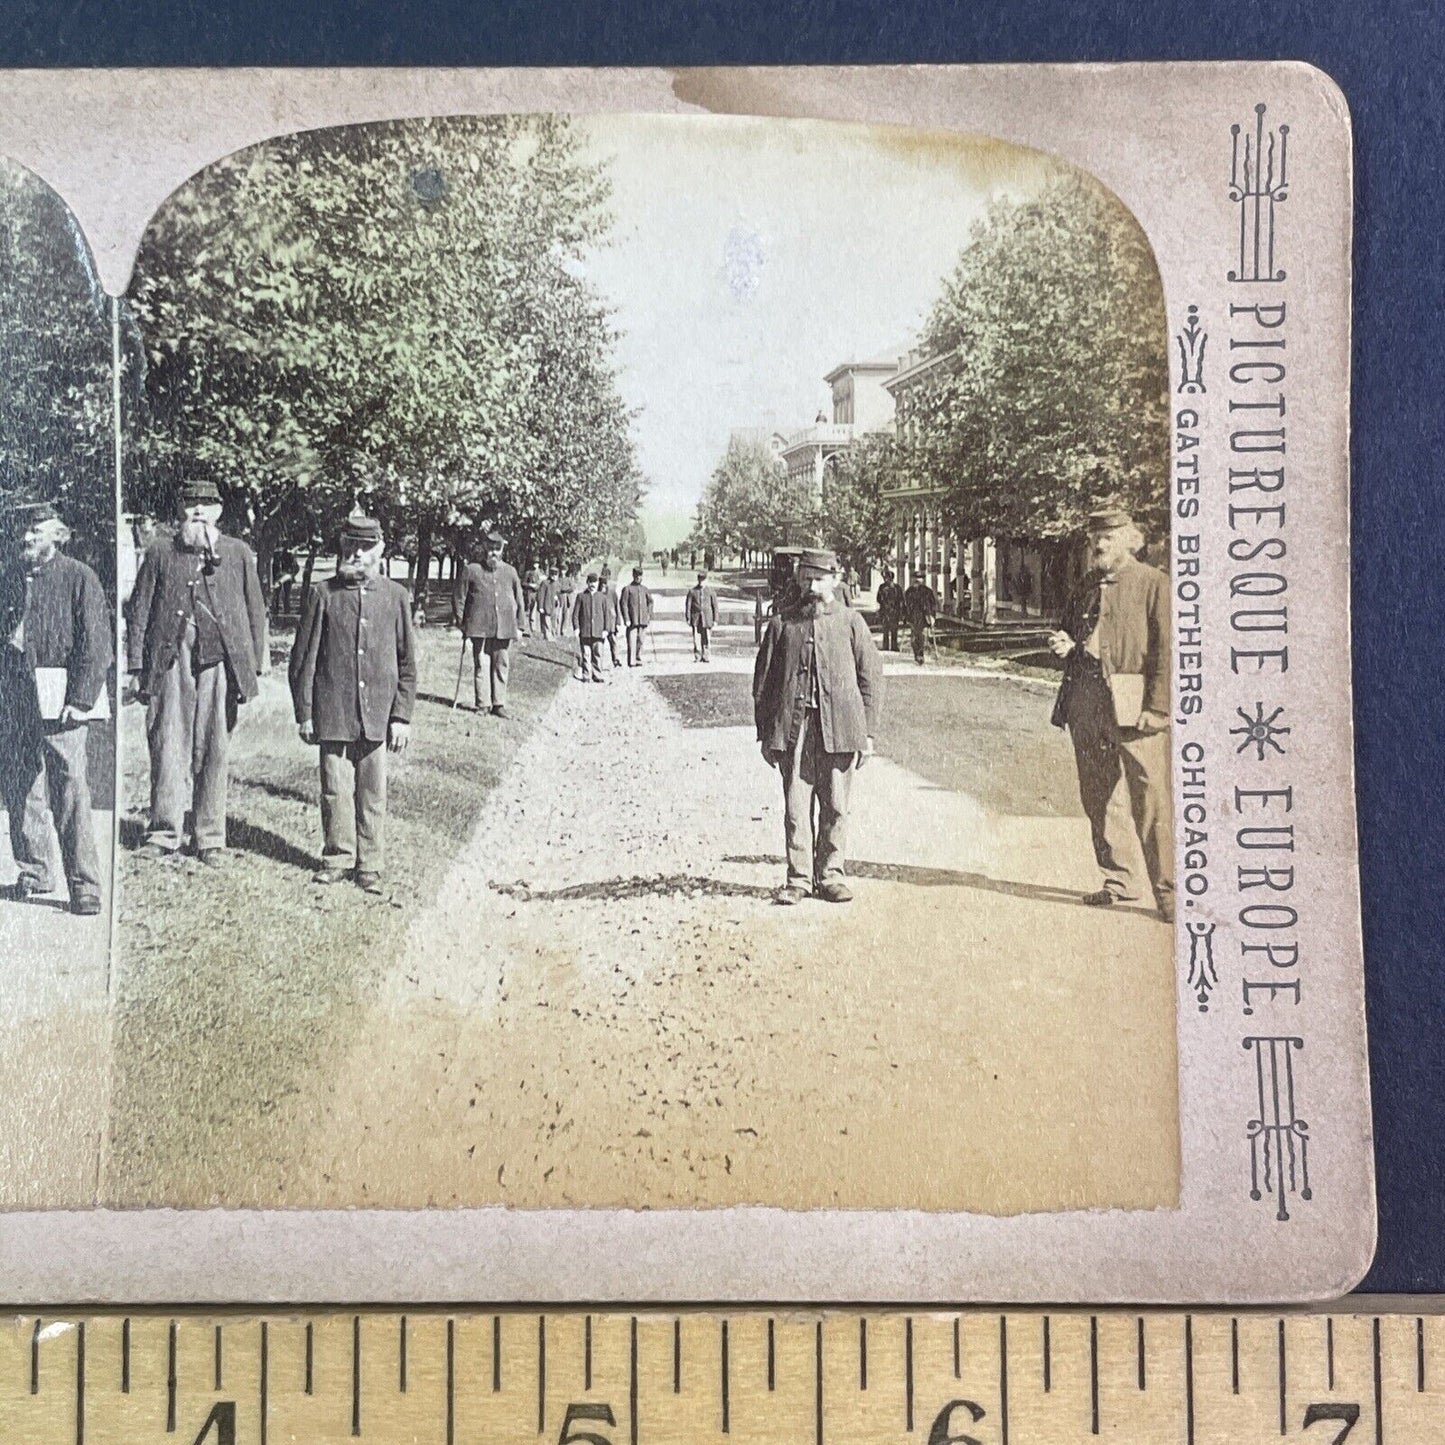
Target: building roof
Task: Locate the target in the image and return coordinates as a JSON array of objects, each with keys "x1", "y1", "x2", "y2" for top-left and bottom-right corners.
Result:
[{"x1": 822, "y1": 341, "x2": 911, "y2": 385}]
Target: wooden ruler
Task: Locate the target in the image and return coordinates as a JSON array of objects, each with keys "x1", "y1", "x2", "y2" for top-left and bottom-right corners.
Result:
[{"x1": 0, "y1": 1309, "x2": 1440, "y2": 1444}]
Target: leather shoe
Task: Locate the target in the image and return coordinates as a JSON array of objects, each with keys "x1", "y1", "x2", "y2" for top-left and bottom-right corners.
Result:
[
  {"x1": 196, "y1": 848, "x2": 225, "y2": 868},
  {"x1": 774, "y1": 884, "x2": 810, "y2": 906},
  {"x1": 356, "y1": 871, "x2": 385, "y2": 895},
  {"x1": 12, "y1": 876, "x2": 50, "y2": 901},
  {"x1": 136, "y1": 842, "x2": 179, "y2": 863},
  {"x1": 814, "y1": 881, "x2": 853, "y2": 904},
  {"x1": 69, "y1": 894, "x2": 102, "y2": 917},
  {"x1": 1082, "y1": 888, "x2": 1119, "y2": 907},
  {"x1": 491, "y1": 705, "x2": 510, "y2": 718},
  {"x1": 312, "y1": 867, "x2": 349, "y2": 886}
]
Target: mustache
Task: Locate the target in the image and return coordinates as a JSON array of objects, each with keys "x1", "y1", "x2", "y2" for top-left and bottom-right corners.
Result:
[{"x1": 179, "y1": 519, "x2": 220, "y2": 552}]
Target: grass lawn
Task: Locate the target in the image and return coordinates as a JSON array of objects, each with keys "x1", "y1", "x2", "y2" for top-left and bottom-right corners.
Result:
[
  {"x1": 651, "y1": 667, "x2": 1083, "y2": 819},
  {"x1": 107, "y1": 625, "x2": 576, "y2": 1202}
]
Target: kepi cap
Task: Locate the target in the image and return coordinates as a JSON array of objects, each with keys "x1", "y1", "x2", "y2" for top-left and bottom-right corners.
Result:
[
  {"x1": 180, "y1": 478, "x2": 221, "y2": 506},
  {"x1": 485, "y1": 531, "x2": 506, "y2": 547},
  {"x1": 796, "y1": 547, "x2": 840, "y2": 578},
  {"x1": 10, "y1": 499, "x2": 59, "y2": 527},
  {"x1": 586, "y1": 571, "x2": 599, "y2": 584},
  {"x1": 1085, "y1": 506, "x2": 1134, "y2": 534},
  {"x1": 632, "y1": 566, "x2": 644, "y2": 578},
  {"x1": 340, "y1": 510, "x2": 384, "y2": 547}
]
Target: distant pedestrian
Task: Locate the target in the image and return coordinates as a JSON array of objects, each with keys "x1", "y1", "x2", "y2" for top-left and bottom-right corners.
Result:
[
  {"x1": 876, "y1": 568, "x2": 904, "y2": 651},
  {"x1": 289, "y1": 512, "x2": 416, "y2": 895},
  {"x1": 752, "y1": 548, "x2": 883, "y2": 905},
  {"x1": 619, "y1": 566, "x2": 654, "y2": 666},
  {"x1": 684, "y1": 570, "x2": 718, "y2": 662},
  {"x1": 126, "y1": 478, "x2": 266, "y2": 865},
  {"x1": 452, "y1": 531, "x2": 524, "y2": 719},
  {"x1": 599, "y1": 567, "x2": 622, "y2": 667},
  {"x1": 522, "y1": 562, "x2": 545, "y2": 636},
  {"x1": 558, "y1": 569, "x2": 577, "y2": 636},
  {"x1": 538, "y1": 568, "x2": 561, "y2": 639},
  {"x1": 572, "y1": 573, "x2": 609, "y2": 682},
  {"x1": 904, "y1": 576, "x2": 937, "y2": 665},
  {"x1": 0, "y1": 500, "x2": 111, "y2": 915},
  {"x1": 1049, "y1": 507, "x2": 1173, "y2": 922}
]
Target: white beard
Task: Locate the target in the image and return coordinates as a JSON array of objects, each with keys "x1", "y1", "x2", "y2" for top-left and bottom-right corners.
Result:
[{"x1": 179, "y1": 519, "x2": 221, "y2": 556}]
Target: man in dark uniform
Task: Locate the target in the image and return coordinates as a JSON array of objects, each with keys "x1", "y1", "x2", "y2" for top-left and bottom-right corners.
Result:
[
  {"x1": 125, "y1": 478, "x2": 266, "y2": 864},
  {"x1": 684, "y1": 570, "x2": 719, "y2": 662},
  {"x1": 619, "y1": 566, "x2": 653, "y2": 666},
  {"x1": 452, "y1": 531, "x2": 524, "y2": 718},
  {"x1": 0, "y1": 501, "x2": 111, "y2": 914},
  {"x1": 1049, "y1": 507, "x2": 1173, "y2": 922},
  {"x1": 752, "y1": 547, "x2": 884, "y2": 905},
  {"x1": 875, "y1": 568, "x2": 904, "y2": 652},
  {"x1": 557, "y1": 568, "x2": 577, "y2": 636},
  {"x1": 537, "y1": 567, "x2": 561, "y2": 640},
  {"x1": 289, "y1": 512, "x2": 416, "y2": 894},
  {"x1": 903, "y1": 574, "x2": 937, "y2": 665},
  {"x1": 598, "y1": 567, "x2": 622, "y2": 668},
  {"x1": 521, "y1": 562, "x2": 545, "y2": 636},
  {"x1": 572, "y1": 572, "x2": 609, "y2": 682}
]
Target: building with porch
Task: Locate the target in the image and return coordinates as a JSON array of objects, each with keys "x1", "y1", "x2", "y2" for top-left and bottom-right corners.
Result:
[{"x1": 779, "y1": 349, "x2": 906, "y2": 500}]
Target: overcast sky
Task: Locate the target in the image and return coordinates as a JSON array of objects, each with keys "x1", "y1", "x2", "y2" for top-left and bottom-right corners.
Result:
[{"x1": 572, "y1": 114, "x2": 1060, "y2": 549}]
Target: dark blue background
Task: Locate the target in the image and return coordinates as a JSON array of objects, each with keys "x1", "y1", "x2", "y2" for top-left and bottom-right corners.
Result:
[{"x1": 2, "y1": 0, "x2": 1438, "y2": 1293}]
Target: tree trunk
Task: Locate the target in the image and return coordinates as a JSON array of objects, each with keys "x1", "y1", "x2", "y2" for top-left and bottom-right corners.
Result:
[
  {"x1": 298, "y1": 541, "x2": 320, "y2": 609},
  {"x1": 415, "y1": 524, "x2": 434, "y2": 610}
]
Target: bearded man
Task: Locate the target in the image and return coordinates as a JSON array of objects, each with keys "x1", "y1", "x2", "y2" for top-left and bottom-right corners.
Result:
[
  {"x1": 752, "y1": 547, "x2": 884, "y2": 905},
  {"x1": 125, "y1": 478, "x2": 266, "y2": 864},
  {"x1": 289, "y1": 512, "x2": 416, "y2": 894},
  {"x1": 0, "y1": 500, "x2": 111, "y2": 914},
  {"x1": 452, "y1": 531, "x2": 525, "y2": 719}
]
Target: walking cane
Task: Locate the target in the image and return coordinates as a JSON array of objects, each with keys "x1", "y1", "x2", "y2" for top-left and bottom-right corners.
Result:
[{"x1": 450, "y1": 634, "x2": 468, "y2": 715}]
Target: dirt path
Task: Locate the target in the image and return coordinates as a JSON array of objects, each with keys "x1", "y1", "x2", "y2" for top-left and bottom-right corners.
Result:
[{"x1": 266, "y1": 580, "x2": 1179, "y2": 1215}]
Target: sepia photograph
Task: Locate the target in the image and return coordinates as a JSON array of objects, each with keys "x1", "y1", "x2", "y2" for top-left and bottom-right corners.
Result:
[{"x1": 89, "y1": 111, "x2": 1179, "y2": 1213}]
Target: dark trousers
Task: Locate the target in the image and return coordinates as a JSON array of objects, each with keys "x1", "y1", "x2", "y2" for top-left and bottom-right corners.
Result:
[
  {"x1": 881, "y1": 616, "x2": 900, "y2": 651},
  {"x1": 319, "y1": 738, "x2": 387, "y2": 875},
  {"x1": 2, "y1": 718, "x2": 102, "y2": 900},
  {"x1": 779, "y1": 710, "x2": 856, "y2": 889},
  {"x1": 1067, "y1": 681, "x2": 1174, "y2": 905},
  {"x1": 626, "y1": 625, "x2": 647, "y2": 665},
  {"x1": 909, "y1": 617, "x2": 930, "y2": 663},
  {"x1": 693, "y1": 625, "x2": 710, "y2": 660},
  {"x1": 522, "y1": 588, "x2": 538, "y2": 633},
  {"x1": 578, "y1": 637, "x2": 605, "y2": 681},
  {"x1": 607, "y1": 630, "x2": 622, "y2": 667}
]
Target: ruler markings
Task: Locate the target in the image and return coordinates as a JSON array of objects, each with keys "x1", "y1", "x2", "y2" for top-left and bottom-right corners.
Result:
[
  {"x1": 74, "y1": 1323, "x2": 83, "y2": 1445},
  {"x1": 259, "y1": 1320, "x2": 268, "y2": 1445},
  {"x1": 1042, "y1": 1314, "x2": 1051, "y2": 1392},
  {"x1": 1374, "y1": 1316, "x2": 1384, "y2": 1445},
  {"x1": 1089, "y1": 1315, "x2": 1099, "y2": 1436},
  {"x1": 1185, "y1": 1315, "x2": 1195, "y2": 1445},
  {"x1": 352, "y1": 1314, "x2": 362, "y2": 1437},
  {"x1": 998, "y1": 1314, "x2": 1009, "y2": 1445},
  {"x1": 629, "y1": 1316, "x2": 639, "y2": 1445},
  {"x1": 493, "y1": 1313, "x2": 502, "y2": 1393},
  {"x1": 166, "y1": 1320, "x2": 176, "y2": 1432},
  {"x1": 905, "y1": 1316, "x2": 914, "y2": 1433},
  {"x1": 721, "y1": 1318, "x2": 730, "y2": 1434},
  {"x1": 538, "y1": 1314, "x2": 546, "y2": 1436},
  {"x1": 1136, "y1": 1316, "x2": 1146, "y2": 1391}
]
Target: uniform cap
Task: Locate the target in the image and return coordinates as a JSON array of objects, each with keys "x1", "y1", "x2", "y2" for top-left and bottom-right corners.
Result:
[
  {"x1": 1085, "y1": 506, "x2": 1134, "y2": 534},
  {"x1": 632, "y1": 566, "x2": 644, "y2": 578},
  {"x1": 340, "y1": 510, "x2": 384, "y2": 547},
  {"x1": 485, "y1": 531, "x2": 506, "y2": 546},
  {"x1": 586, "y1": 571, "x2": 599, "y2": 583},
  {"x1": 796, "y1": 547, "x2": 840, "y2": 577},
  {"x1": 10, "y1": 499, "x2": 59, "y2": 527},
  {"x1": 696, "y1": 572, "x2": 707, "y2": 581},
  {"x1": 180, "y1": 478, "x2": 221, "y2": 506}
]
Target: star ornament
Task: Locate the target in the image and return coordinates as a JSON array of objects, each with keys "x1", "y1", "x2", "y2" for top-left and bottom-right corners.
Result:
[{"x1": 1231, "y1": 702, "x2": 1290, "y2": 760}]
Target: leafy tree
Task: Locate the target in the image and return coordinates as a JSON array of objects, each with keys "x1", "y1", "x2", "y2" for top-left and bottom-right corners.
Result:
[
  {"x1": 906, "y1": 170, "x2": 1169, "y2": 544},
  {"x1": 692, "y1": 433, "x2": 815, "y2": 565},
  {"x1": 0, "y1": 159, "x2": 115, "y2": 585},
  {"x1": 126, "y1": 115, "x2": 641, "y2": 594},
  {"x1": 820, "y1": 430, "x2": 900, "y2": 577}
]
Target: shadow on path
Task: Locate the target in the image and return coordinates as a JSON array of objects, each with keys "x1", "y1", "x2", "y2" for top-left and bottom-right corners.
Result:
[
  {"x1": 492, "y1": 872, "x2": 776, "y2": 904},
  {"x1": 723, "y1": 852, "x2": 1153, "y2": 912},
  {"x1": 120, "y1": 811, "x2": 319, "y2": 873}
]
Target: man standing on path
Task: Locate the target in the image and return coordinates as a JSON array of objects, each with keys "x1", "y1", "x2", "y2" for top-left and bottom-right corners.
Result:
[
  {"x1": 126, "y1": 478, "x2": 266, "y2": 865},
  {"x1": 752, "y1": 547, "x2": 883, "y2": 906},
  {"x1": 619, "y1": 566, "x2": 654, "y2": 667},
  {"x1": 452, "y1": 531, "x2": 524, "y2": 719},
  {"x1": 557, "y1": 568, "x2": 577, "y2": 637},
  {"x1": 599, "y1": 567, "x2": 622, "y2": 668},
  {"x1": 289, "y1": 512, "x2": 416, "y2": 895},
  {"x1": 684, "y1": 570, "x2": 719, "y2": 662},
  {"x1": 521, "y1": 562, "x2": 545, "y2": 636},
  {"x1": 0, "y1": 501, "x2": 110, "y2": 914},
  {"x1": 1048, "y1": 507, "x2": 1173, "y2": 923},
  {"x1": 572, "y1": 572, "x2": 609, "y2": 683},
  {"x1": 904, "y1": 574, "x2": 937, "y2": 665},
  {"x1": 876, "y1": 568, "x2": 904, "y2": 652},
  {"x1": 537, "y1": 567, "x2": 561, "y2": 640}
]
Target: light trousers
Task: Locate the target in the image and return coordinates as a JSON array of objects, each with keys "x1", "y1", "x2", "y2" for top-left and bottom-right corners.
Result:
[
  {"x1": 319, "y1": 738, "x2": 387, "y2": 874},
  {"x1": 779, "y1": 710, "x2": 856, "y2": 889}
]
